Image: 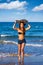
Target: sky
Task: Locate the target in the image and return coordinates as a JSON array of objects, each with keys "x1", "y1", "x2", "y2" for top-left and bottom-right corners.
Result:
[{"x1": 0, "y1": 0, "x2": 43, "y2": 22}]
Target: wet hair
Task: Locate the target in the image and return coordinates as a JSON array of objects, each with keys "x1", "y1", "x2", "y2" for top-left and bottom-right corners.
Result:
[{"x1": 19, "y1": 21, "x2": 25, "y2": 32}]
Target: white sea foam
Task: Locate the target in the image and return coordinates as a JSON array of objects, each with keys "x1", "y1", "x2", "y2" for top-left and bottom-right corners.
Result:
[
  {"x1": 26, "y1": 44, "x2": 43, "y2": 47},
  {"x1": 0, "y1": 53, "x2": 17, "y2": 58},
  {"x1": 0, "y1": 34, "x2": 8, "y2": 37},
  {"x1": 0, "y1": 34, "x2": 12, "y2": 37},
  {"x1": 0, "y1": 53, "x2": 10, "y2": 58},
  {"x1": 0, "y1": 40, "x2": 43, "y2": 47},
  {"x1": 0, "y1": 53, "x2": 42, "y2": 58},
  {"x1": 3, "y1": 40, "x2": 17, "y2": 45}
]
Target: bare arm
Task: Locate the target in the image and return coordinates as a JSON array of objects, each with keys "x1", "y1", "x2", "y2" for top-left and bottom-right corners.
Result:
[
  {"x1": 25, "y1": 24, "x2": 31, "y2": 31},
  {"x1": 13, "y1": 22, "x2": 18, "y2": 30}
]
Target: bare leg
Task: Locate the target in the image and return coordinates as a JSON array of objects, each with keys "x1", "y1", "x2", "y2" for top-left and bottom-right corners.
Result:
[
  {"x1": 18, "y1": 44, "x2": 21, "y2": 62},
  {"x1": 21, "y1": 43, "x2": 25, "y2": 62}
]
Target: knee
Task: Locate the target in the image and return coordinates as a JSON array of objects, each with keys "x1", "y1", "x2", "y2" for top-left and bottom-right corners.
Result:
[
  {"x1": 21, "y1": 48, "x2": 24, "y2": 52},
  {"x1": 18, "y1": 49, "x2": 21, "y2": 55}
]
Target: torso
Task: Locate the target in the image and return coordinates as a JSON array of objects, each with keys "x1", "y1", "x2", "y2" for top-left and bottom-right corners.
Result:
[{"x1": 18, "y1": 28, "x2": 25, "y2": 40}]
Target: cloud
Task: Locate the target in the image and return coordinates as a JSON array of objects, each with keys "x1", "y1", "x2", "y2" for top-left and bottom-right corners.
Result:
[
  {"x1": 0, "y1": 0, "x2": 27, "y2": 10},
  {"x1": 32, "y1": 4, "x2": 43, "y2": 11}
]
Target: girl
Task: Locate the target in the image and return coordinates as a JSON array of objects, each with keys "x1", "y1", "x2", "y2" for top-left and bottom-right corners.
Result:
[{"x1": 13, "y1": 20, "x2": 31, "y2": 62}]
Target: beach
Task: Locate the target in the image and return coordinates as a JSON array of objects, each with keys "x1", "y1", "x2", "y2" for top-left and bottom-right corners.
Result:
[
  {"x1": 0, "y1": 22, "x2": 43, "y2": 65},
  {"x1": 0, "y1": 53, "x2": 43, "y2": 65}
]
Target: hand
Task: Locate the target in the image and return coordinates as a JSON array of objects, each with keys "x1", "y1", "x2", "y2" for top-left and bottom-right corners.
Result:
[
  {"x1": 14, "y1": 20, "x2": 16, "y2": 23},
  {"x1": 13, "y1": 21, "x2": 16, "y2": 29}
]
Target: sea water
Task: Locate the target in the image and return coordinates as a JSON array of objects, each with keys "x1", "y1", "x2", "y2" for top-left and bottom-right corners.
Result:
[{"x1": 0, "y1": 22, "x2": 43, "y2": 57}]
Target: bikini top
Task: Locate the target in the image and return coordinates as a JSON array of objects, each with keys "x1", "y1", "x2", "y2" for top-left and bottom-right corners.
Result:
[{"x1": 18, "y1": 32, "x2": 25, "y2": 35}]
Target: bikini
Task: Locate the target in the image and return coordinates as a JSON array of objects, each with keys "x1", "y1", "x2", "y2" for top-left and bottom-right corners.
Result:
[
  {"x1": 18, "y1": 32, "x2": 25, "y2": 35},
  {"x1": 18, "y1": 32, "x2": 26, "y2": 44}
]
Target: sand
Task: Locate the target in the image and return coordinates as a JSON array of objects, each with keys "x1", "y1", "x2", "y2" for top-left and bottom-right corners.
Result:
[{"x1": 0, "y1": 53, "x2": 43, "y2": 65}]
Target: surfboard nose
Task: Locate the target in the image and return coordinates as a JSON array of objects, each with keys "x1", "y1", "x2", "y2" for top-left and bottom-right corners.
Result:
[{"x1": 16, "y1": 19, "x2": 28, "y2": 24}]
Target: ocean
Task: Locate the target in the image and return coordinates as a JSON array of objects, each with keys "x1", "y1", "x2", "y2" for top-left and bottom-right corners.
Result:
[{"x1": 0, "y1": 22, "x2": 43, "y2": 57}]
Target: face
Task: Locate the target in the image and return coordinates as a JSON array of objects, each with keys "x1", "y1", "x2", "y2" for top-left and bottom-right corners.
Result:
[{"x1": 20, "y1": 23, "x2": 24, "y2": 28}]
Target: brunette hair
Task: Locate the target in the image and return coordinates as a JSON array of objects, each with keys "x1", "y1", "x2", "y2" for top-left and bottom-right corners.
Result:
[{"x1": 19, "y1": 21, "x2": 25, "y2": 32}]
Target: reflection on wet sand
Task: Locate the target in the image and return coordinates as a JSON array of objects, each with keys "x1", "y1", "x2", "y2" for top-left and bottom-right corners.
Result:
[
  {"x1": 18, "y1": 60, "x2": 24, "y2": 65},
  {"x1": 0, "y1": 63, "x2": 15, "y2": 65},
  {"x1": 0, "y1": 60, "x2": 24, "y2": 65},
  {"x1": 18, "y1": 53, "x2": 24, "y2": 65}
]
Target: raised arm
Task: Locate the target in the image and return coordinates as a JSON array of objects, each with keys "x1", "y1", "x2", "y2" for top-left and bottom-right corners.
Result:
[
  {"x1": 13, "y1": 22, "x2": 18, "y2": 30},
  {"x1": 25, "y1": 24, "x2": 31, "y2": 31}
]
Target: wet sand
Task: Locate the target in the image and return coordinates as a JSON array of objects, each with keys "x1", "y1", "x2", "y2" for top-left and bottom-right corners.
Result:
[
  {"x1": 0, "y1": 54, "x2": 43, "y2": 65},
  {"x1": 0, "y1": 62, "x2": 43, "y2": 65}
]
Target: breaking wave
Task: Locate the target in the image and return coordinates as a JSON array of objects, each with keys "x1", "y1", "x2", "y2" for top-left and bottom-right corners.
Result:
[{"x1": 0, "y1": 40, "x2": 43, "y2": 47}]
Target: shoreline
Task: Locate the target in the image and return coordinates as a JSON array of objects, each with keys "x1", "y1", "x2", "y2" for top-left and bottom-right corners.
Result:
[
  {"x1": 0, "y1": 53, "x2": 32, "y2": 58},
  {"x1": 0, "y1": 54, "x2": 43, "y2": 65},
  {"x1": 6, "y1": 53, "x2": 32, "y2": 56}
]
